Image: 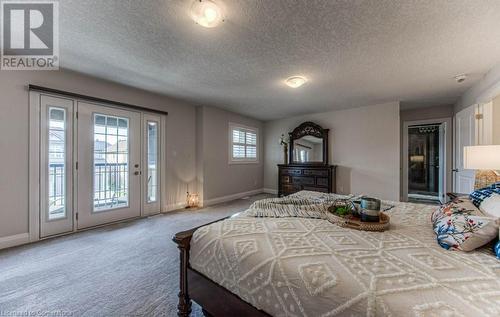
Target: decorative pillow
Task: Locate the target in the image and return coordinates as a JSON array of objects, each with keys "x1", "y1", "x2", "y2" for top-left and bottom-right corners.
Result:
[
  {"x1": 469, "y1": 182, "x2": 500, "y2": 208},
  {"x1": 479, "y1": 193, "x2": 500, "y2": 218},
  {"x1": 432, "y1": 200, "x2": 499, "y2": 251},
  {"x1": 494, "y1": 239, "x2": 500, "y2": 259},
  {"x1": 449, "y1": 196, "x2": 484, "y2": 216}
]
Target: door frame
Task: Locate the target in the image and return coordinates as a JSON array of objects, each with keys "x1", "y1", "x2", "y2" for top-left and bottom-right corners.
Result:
[
  {"x1": 29, "y1": 90, "x2": 167, "y2": 242},
  {"x1": 402, "y1": 117, "x2": 453, "y2": 202}
]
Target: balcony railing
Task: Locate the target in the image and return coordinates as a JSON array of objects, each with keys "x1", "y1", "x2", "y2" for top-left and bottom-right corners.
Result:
[{"x1": 49, "y1": 162, "x2": 129, "y2": 214}]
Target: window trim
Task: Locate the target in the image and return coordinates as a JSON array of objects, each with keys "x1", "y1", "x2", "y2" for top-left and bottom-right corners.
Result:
[{"x1": 228, "y1": 123, "x2": 259, "y2": 164}]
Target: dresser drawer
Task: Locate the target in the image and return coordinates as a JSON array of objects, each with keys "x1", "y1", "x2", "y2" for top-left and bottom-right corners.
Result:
[
  {"x1": 302, "y1": 186, "x2": 329, "y2": 193},
  {"x1": 316, "y1": 177, "x2": 329, "y2": 187},
  {"x1": 278, "y1": 164, "x2": 336, "y2": 197},
  {"x1": 302, "y1": 169, "x2": 329, "y2": 177},
  {"x1": 292, "y1": 176, "x2": 315, "y2": 185},
  {"x1": 281, "y1": 168, "x2": 302, "y2": 176},
  {"x1": 282, "y1": 184, "x2": 301, "y2": 194}
]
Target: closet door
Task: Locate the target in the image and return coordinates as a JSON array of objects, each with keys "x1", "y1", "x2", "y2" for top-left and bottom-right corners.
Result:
[
  {"x1": 76, "y1": 101, "x2": 142, "y2": 229},
  {"x1": 40, "y1": 95, "x2": 74, "y2": 237},
  {"x1": 454, "y1": 105, "x2": 476, "y2": 194}
]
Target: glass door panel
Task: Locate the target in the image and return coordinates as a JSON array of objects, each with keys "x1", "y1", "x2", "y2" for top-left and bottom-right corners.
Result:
[
  {"x1": 147, "y1": 121, "x2": 158, "y2": 203},
  {"x1": 143, "y1": 114, "x2": 162, "y2": 215},
  {"x1": 93, "y1": 114, "x2": 130, "y2": 211},
  {"x1": 48, "y1": 107, "x2": 67, "y2": 220},
  {"x1": 40, "y1": 96, "x2": 74, "y2": 237}
]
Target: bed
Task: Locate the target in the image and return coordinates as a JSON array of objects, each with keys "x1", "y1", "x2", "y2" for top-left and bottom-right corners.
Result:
[{"x1": 173, "y1": 191, "x2": 500, "y2": 317}]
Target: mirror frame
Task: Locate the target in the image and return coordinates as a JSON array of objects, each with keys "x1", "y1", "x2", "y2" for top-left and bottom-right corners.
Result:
[{"x1": 288, "y1": 121, "x2": 329, "y2": 165}]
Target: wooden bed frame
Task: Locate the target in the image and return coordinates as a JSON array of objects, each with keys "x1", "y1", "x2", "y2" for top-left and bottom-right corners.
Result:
[{"x1": 173, "y1": 218, "x2": 270, "y2": 317}]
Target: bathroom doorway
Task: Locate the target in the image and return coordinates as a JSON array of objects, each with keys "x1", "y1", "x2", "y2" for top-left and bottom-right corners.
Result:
[{"x1": 402, "y1": 118, "x2": 452, "y2": 204}]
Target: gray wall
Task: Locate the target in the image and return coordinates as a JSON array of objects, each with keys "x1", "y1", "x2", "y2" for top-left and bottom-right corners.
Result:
[
  {"x1": 0, "y1": 70, "x2": 262, "y2": 239},
  {"x1": 455, "y1": 63, "x2": 500, "y2": 112},
  {"x1": 400, "y1": 105, "x2": 454, "y2": 122},
  {"x1": 197, "y1": 106, "x2": 264, "y2": 202},
  {"x1": 264, "y1": 102, "x2": 401, "y2": 201}
]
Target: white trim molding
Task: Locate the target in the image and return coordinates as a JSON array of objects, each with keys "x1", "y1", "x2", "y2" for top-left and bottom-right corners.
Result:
[
  {"x1": 203, "y1": 188, "x2": 264, "y2": 207},
  {"x1": 228, "y1": 122, "x2": 260, "y2": 164},
  {"x1": 263, "y1": 188, "x2": 278, "y2": 195},
  {"x1": 0, "y1": 233, "x2": 30, "y2": 250},
  {"x1": 164, "y1": 201, "x2": 187, "y2": 212}
]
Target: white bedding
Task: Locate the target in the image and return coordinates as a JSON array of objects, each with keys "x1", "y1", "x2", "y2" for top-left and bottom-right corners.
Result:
[{"x1": 190, "y1": 191, "x2": 500, "y2": 317}]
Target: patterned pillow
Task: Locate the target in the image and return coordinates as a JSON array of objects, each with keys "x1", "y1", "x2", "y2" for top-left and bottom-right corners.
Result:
[
  {"x1": 432, "y1": 201, "x2": 499, "y2": 251},
  {"x1": 493, "y1": 240, "x2": 500, "y2": 260},
  {"x1": 494, "y1": 239, "x2": 500, "y2": 259},
  {"x1": 469, "y1": 182, "x2": 500, "y2": 207}
]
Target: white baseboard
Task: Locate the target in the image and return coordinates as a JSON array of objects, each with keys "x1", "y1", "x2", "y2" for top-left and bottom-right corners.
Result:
[
  {"x1": 203, "y1": 188, "x2": 265, "y2": 207},
  {"x1": 0, "y1": 233, "x2": 30, "y2": 250},
  {"x1": 263, "y1": 188, "x2": 278, "y2": 195},
  {"x1": 164, "y1": 201, "x2": 187, "y2": 212}
]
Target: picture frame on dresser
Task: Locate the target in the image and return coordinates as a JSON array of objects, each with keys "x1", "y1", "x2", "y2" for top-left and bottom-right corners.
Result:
[{"x1": 278, "y1": 121, "x2": 337, "y2": 197}]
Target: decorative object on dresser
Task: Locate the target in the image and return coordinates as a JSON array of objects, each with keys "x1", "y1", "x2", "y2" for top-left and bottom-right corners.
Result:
[
  {"x1": 278, "y1": 121, "x2": 336, "y2": 196},
  {"x1": 279, "y1": 134, "x2": 289, "y2": 165}
]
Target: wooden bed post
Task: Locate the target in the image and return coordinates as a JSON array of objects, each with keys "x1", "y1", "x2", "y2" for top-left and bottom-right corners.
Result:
[
  {"x1": 173, "y1": 230, "x2": 193, "y2": 317},
  {"x1": 173, "y1": 217, "x2": 271, "y2": 317}
]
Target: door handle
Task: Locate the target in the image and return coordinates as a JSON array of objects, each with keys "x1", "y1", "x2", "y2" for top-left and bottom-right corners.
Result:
[
  {"x1": 452, "y1": 169, "x2": 459, "y2": 172},
  {"x1": 134, "y1": 171, "x2": 140, "y2": 175}
]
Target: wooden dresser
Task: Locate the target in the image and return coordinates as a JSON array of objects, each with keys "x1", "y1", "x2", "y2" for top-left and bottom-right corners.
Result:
[{"x1": 278, "y1": 164, "x2": 337, "y2": 197}]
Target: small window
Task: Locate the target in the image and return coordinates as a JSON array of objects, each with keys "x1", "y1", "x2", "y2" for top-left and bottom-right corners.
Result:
[{"x1": 229, "y1": 123, "x2": 258, "y2": 163}]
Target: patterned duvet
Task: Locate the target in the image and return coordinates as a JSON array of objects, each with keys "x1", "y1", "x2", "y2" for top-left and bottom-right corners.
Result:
[{"x1": 190, "y1": 191, "x2": 500, "y2": 317}]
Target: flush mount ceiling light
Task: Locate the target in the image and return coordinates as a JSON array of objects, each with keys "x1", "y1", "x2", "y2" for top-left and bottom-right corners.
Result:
[
  {"x1": 454, "y1": 73, "x2": 467, "y2": 83},
  {"x1": 285, "y1": 76, "x2": 307, "y2": 88},
  {"x1": 190, "y1": 0, "x2": 224, "y2": 28}
]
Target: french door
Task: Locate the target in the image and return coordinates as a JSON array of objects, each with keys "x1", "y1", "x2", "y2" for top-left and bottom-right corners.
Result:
[
  {"x1": 76, "y1": 102, "x2": 142, "y2": 229},
  {"x1": 37, "y1": 94, "x2": 163, "y2": 237}
]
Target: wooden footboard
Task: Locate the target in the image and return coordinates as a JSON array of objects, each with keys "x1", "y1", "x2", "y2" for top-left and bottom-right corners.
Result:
[{"x1": 172, "y1": 218, "x2": 270, "y2": 317}]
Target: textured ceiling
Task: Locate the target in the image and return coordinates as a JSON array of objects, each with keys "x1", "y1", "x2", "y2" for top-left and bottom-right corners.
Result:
[{"x1": 59, "y1": 0, "x2": 500, "y2": 120}]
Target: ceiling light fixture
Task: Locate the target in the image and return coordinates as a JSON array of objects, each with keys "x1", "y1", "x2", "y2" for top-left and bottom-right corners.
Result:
[
  {"x1": 190, "y1": 0, "x2": 224, "y2": 28},
  {"x1": 285, "y1": 76, "x2": 307, "y2": 88},
  {"x1": 454, "y1": 74, "x2": 467, "y2": 83}
]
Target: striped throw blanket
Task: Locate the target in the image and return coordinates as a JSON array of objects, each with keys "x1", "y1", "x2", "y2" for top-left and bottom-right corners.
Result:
[{"x1": 242, "y1": 194, "x2": 350, "y2": 218}]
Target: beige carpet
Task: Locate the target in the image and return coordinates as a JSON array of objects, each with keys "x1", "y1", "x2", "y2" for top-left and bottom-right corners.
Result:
[{"x1": 0, "y1": 194, "x2": 272, "y2": 317}]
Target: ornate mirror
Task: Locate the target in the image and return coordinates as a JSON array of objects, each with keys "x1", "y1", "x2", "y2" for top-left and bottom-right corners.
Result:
[{"x1": 288, "y1": 121, "x2": 329, "y2": 165}]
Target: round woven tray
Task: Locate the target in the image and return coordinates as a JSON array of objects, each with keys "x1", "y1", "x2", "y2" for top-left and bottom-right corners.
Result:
[{"x1": 324, "y1": 211, "x2": 390, "y2": 232}]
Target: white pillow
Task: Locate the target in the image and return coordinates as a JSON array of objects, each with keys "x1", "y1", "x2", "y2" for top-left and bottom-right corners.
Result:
[{"x1": 479, "y1": 193, "x2": 500, "y2": 218}]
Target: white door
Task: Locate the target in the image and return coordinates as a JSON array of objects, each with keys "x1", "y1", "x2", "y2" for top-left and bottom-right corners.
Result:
[
  {"x1": 40, "y1": 95, "x2": 75, "y2": 237},
  {"x1": 143, "y1": 114, "x2": 162, "y2": 215},
  {"x1": 454, "y1": 105, "x2": 476, "y2": 194},
  {"x1": 438, "y1": 123, "x2": 446, "y2": 203},
  {"x1": 77, "y1": 101, "x2": 142, "y2": 229}
]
